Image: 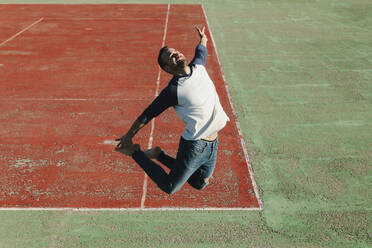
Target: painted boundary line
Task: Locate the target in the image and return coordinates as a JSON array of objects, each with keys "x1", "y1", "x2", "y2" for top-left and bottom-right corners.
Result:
[
  {"x1": 0, "y1": 207, "x2": 262, "y2": 211},
  {"x1": 45, "y1": 18, "x2": 164, "y2": 21},
  {"x1": 2, "y1": 18, "x2": 164, "y2": 21},
  {"x1": 0, "y1": 17, "x2": 43, "y2": 47},
  {"x1": 1, "y1": 98, "x2": 149, "y2": 101},
  {"x1": 140, "y1": 3, "x2": 170, "y2": 209},
  {"x1": 201, "y1": 5, "x2": 263, "y2": 210}
]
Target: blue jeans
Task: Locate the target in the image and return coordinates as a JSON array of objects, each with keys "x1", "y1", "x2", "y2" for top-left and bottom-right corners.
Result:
[{"x1": 132, "y1": 136, "x2": 218, "y2": 194}]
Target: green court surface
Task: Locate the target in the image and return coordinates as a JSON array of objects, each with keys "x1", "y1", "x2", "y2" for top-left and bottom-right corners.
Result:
[{"x1": 0, "y1": 0, "x2": 371, "y2": 247}]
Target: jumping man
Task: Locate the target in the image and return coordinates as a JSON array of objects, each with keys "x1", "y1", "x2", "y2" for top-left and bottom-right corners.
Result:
[{"x1": 115, "y1": 26, "x2": 229, "y2": 194}]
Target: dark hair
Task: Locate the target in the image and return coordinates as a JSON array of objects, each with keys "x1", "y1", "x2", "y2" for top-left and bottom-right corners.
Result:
[{"x1": 158, "y1": 46, "x2": 169, "y2": 70}]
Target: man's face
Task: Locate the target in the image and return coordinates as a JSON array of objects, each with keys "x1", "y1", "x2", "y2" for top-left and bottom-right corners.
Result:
[{"x1": 161, "y1": 48, "x2": 187, "y2": 72}]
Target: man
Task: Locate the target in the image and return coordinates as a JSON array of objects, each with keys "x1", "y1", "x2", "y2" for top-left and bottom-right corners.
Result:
[{"x1": 115, "y1": 26, "x2": 229, "y2": 195}]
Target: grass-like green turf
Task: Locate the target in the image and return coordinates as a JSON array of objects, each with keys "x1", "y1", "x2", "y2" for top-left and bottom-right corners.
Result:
[{"x1": 0, "y1": 0, "x2": 371, "y2": 247}]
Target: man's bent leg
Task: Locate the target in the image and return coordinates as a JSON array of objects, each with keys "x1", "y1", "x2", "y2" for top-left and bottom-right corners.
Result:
[
  {"x1": 164, "y1": 162, "x2": 200, "y2": 194},
  {"x1": 132, "y1": 150, "x2": 171, "y2": 193},
  {"x1": 187, "y1": 169, "x2": 209, "y2": 190},
  {"x1": 144, "y1": 146, "x2": 176, "y2": 170},
  {"x1": 187, "y1": 137, "x2": 218, "y2": 190},
  {"x1": 132, "y1": 150, "x2": 198, "y2": 194},
  {"x1": 157, "y1": 151, "x2": 176, "y2": 170}
]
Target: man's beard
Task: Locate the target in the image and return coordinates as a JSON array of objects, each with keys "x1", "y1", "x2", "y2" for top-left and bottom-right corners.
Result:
[{"x1": 176, "y1": 59, "x2": 187, "y2": 69}]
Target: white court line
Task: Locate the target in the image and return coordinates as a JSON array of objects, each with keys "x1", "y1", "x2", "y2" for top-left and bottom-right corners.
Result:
[
  {"x1": 140, "y1": 3, "x2": 170, "y2": 209},
  {"x1": 3, "y1": 98, "x2": 148, "y2": 101},
  {"x1": 0, "y1": 207, "x2": 262, "y2": 211},
  {"x1": 0, "y1": 18, "x2": 43, "y2": 47},
  {"x1": 45, "y1": 17, "x2": 164, "y2": 21},
  {"x1": 201, "y1": 5, "x2": 263, "y2": 210},
  {"x1": 102, "y1": 140, "x2": 118, "y2": 146}
]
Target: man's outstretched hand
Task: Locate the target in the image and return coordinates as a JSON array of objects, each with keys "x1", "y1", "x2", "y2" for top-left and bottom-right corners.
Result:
[
  {"x1": 115, "y1": 141, "x2": 140, "y2": 156},
  {"x1": 195, "y1": 25, "x2": 208, "y2": 47},
  {"x1": 195, "y1": 25, "x2": 205, "y2": 37},
  {"x1": 115, "y1": 134, "x2": 140, "y2": 156},
  {"x1": 115, "y1": 134, "x2": 132, "y2": 150}
]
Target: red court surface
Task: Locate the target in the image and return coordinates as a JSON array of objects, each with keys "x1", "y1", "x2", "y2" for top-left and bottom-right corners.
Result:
[{"x1": 0, "y1": 4, "x2": 262, "y2": 210}]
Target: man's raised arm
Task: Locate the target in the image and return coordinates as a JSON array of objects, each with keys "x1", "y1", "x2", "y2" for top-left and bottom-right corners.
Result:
[{"x1": 116, "y1": 83, "x2": 177, "y2": 151}]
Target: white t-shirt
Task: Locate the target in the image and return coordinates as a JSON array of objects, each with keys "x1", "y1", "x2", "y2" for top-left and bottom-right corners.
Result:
[{"x1": 174, "y1": 64, "x2": 229, "y2": 140}]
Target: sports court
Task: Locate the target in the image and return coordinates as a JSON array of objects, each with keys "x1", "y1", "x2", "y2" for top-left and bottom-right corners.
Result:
[{"x1": 0, "y1": 4, "x2": 262, "y2": 210}]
